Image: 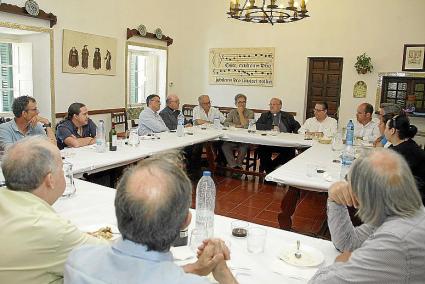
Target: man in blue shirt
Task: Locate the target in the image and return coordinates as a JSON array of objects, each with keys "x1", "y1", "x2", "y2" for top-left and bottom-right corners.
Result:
[
  {"x1": 65, "y1": 154, "x2": 237, "y2": 284},
  {"x1": 138, "y1": 94, "x2": 169, "y2": 135},
  {"x1": 0, "y1": 96, "x2": 55, "y2": 150},
  {"x1": 56, "y1": 103, "x2": 97, "y2": 149}
]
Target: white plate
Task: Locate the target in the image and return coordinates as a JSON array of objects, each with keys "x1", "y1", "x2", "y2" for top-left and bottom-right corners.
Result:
[
  {"x1": 81, "y1": 224, "x2": 120, "y2": 241},
  {"x1": 278, "y1": 244, "x2": 324, "y2": 267}
]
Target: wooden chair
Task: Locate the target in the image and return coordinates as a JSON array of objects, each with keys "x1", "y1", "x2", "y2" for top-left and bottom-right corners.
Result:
[
  {"x1": 111, "y1": 111, "x2": 128, "y2": 138},
  {"x1": 126, "y1": 106, "x2": 143, "y2": 129}
]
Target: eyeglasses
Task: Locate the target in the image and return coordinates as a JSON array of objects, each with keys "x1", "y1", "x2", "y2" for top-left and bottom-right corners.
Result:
[
  {"x1": 314, "y1": 108, "x2": 325, "y2": 112},
  {"x1": 201, "y1": 101, "x2": 211, "y2": 105},
  {"x1": 237, "y1": 101, "x2": 246, "y2": 104},
  {"x1": 151, "y1": 99, "x2": 161, "y2": 103}
]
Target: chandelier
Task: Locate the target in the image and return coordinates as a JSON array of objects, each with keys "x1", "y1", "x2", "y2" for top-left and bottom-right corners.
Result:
[{"x1": 228, "y1": 0, "x2": 310, "y2": 25}]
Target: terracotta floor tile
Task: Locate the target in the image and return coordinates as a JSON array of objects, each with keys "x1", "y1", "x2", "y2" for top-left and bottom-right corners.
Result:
[
  {"x1": 241, "y1": 196, "x2": 273, "y2": 209},
  {"x1": 229, "y1": 205, "x2": 264, "y2": 218},
  {"x1": 215, "y1": 200, "x2": 239, "y2": 213},
  {"x1": 265, "y1": 202, "x2": 282, "y2": 213},
  {"x1": 224, "y1": 212, "x2": 251, "y2": 222},
  {"x1": 224, "y1": 192, "x2": 252, "y2": 204},
  {"x1": 255, "y1": 210, "x2": 279, "y2": 222}
]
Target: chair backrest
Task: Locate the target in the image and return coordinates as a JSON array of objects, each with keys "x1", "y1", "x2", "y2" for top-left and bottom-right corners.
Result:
[
  {"x1": 0, "y1": 117, "x2": 12, "y2": 124},
  {"x1": 126, "y1": 106, "x2": 143, "y2": 128},
  {"x1": 111, "y1": 111, "x2": 128, "y2": 133}
]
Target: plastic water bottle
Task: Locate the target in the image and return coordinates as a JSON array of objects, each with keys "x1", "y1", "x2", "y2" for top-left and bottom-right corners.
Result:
[
  {"x1": 177, "y1": 112, "x2": 185, "y2": 137},
  {"x1": 195, "y1": 171, "x2": 216, "y2": 238},
  {"x1": 345, "y1": 120, "x2": 354, "y2": 146},
  {"x1": 96, "y1": 120, "x2": 106, "y2": 153},
  {"x1": 341, "y1": 120, "x2": 355, "y2": 178},
  {"x1": 213, "y1": 114, "x2": 221, "y2": 129}
]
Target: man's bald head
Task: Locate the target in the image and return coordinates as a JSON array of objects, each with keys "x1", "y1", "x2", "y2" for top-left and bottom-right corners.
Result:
[
  {"x1": 349, "y1": 149, "x2": 422, "y2": 226},
  {"x1": 115, "y1": 153, "x2": 192, "y2": 251}
]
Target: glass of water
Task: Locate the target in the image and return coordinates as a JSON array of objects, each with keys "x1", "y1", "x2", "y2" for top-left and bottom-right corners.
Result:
[
  {"x1": 62, "y1": 162, "x2": 76, "y2": 198},
  {"x1": 247, "y1": 227, "x2": 266, "y2": 253}
]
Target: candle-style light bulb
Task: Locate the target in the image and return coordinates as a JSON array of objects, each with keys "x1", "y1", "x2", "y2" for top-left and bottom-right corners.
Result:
[
  {"x1": 288, "y1": 0, "x2": 294, "y2": 8},
  {"x1": 301, "y1": 0, "x2": 306, "y2": 12}
]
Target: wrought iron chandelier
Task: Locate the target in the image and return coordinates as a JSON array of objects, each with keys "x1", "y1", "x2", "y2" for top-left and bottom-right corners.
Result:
[{"x1": 228, "y1": 0, "x2": 309, "y2": 25}]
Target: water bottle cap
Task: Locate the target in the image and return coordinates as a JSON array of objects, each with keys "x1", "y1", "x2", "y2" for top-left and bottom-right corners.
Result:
[{"x1": 202, "y1": 171, "x2": 211, "y2": 176}]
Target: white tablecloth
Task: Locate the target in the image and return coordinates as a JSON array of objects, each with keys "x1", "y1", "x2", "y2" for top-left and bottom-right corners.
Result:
[
  {"x1": 53, "y1": 179, "x2": 339, "y2": 283},
  {"x1": 221, "y1": 128, "x2": 313, "y2": 148},
  {"x1": 265, "y1": 143, "x2": 343, "y2": 192}
]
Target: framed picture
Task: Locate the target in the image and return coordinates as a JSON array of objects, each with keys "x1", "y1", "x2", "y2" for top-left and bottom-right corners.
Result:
[
  {"x1": 62, "y1": 29, "x2": 117, "y2": 76},
  {"x1": 402, "y1": 44, "x2": 425, "y2": 72}
]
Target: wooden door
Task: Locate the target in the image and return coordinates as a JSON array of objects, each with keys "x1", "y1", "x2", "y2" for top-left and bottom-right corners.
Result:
[{"x1": 306, "y1": 58, "x2": 343, "y2": 120}]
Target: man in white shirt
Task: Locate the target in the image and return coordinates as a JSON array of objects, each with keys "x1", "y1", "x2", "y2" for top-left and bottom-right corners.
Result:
[
  {"x1": 138, "y1": 94, "x2": 169, "y2": 135},
  {"x1": 192, "y1": 95, "x2": 225, "y2": 125},
  {"x1": 298, "y1": 102, "x2": 338, "y2": 137},
  {"x1": 354, "y1": 102, "x2": 380, "y2": 141}
]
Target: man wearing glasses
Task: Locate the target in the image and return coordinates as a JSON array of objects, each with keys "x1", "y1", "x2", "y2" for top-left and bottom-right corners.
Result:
[
  {"x1": 138, "y1": 94, "x2": 169, "y2": 135},
  {"x1": 298, "y1": 102, "x2": 337, "y2": 137},
  {"x1": 192, "y1": 95, "x2": 225, "y2": 126},
  {"x1": 222, "y1": 94, "x2": 254, "y2": 171},
  {"x1": 0, "y1": 95, "x2": 55, "y2": 150}
]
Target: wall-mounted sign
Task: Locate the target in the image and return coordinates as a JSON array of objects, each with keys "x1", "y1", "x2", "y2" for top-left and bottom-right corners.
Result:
[
  {"x1": 209, "y1": 47, "x2": 274, "y2": 87},
  {"x1": 353, "y1": 81, "x2": 367, "y2": 98}
]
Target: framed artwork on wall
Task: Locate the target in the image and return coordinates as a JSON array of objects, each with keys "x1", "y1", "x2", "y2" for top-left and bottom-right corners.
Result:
[
  {"x1": 62, "y1": 29, "x2": 117, "y2": 76},
  {"x1": 402, "y1": 44, "x2": 425, "y2": 72}
]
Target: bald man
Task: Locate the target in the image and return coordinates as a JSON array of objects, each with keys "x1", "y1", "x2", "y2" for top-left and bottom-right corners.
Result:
[
  {"x1": 160, "y1": 95, "x2": 190, "y2": 130},
  {"x1": 65, "y1": 153, "x2": 237, "y2": 284},
  {"x1": 354, "y1": 103, "x2": 380, "y2": 141},
  {"x1": 0, "y1": 137, "x2": 105, "y2": 284},
  {"x1": 256, "y1": 97, "x2": 301, "y2": 174}
]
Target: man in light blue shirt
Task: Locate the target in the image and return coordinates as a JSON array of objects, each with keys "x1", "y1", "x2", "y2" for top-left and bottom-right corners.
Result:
[
  {"x1": 0, "y1": 96, "x2": 55, "y2": 149},
  {"x1": 65, "y1": 154, "x2": 237, "y2": 284},
  {"x1": 138, "y1": 94, "x2": 169, "y2": 135}
]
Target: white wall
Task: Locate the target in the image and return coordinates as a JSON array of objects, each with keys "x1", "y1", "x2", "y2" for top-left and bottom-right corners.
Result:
[
  {"x1": 20, "y1": 33, "x2": 51, "y2": 119},
  {"x1": 2, "y1": 0, "x2": 425, "y2": 128}
]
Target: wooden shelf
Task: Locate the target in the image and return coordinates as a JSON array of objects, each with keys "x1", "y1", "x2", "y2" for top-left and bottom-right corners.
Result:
[
  {"x1": 0, "y1": 3, "x2": 57, "y2": 28},
  {"x1": 126, "y1": 28, "x2": 173, "y2": 46}
]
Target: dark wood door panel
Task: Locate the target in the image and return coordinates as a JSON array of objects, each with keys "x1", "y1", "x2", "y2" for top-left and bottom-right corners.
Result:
[{"x1": 306, "y1": 57, "x2": 343, "y2": 119}]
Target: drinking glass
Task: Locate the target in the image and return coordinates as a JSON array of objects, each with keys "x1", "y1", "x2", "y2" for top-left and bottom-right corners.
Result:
[
  {"x1": 189, "y1": 228, "x2": 208, "y2": 253},
  {"x1": 62, "y1": 162, "x2": 76, "y2": 198},
  {"x1": 128, "y1": 129, "x2": 139, "y2": 146},
  {"x1": 248, "y1": 119, "x2": 256, "y2": 133},
  {"x1": 247, "y1": 227, "x2": 266, "y2": 253},
  {"x1": 331, "y1": 132, "x2": 344, "y2": 151}
]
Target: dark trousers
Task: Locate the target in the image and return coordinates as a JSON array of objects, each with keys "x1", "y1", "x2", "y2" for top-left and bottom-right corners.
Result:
[{"x1": 257, "y1": 146, "x2": 296, "y2": 173}]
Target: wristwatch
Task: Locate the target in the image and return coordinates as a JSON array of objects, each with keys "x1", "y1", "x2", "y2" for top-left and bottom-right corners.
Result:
[{"x1": 43, "y1": 122, "x2": 52, "y2": 128}]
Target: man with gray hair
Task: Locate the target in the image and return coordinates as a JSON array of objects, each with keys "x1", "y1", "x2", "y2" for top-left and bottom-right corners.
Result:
[
  {"x1": 0, "y1": 136, "x2": 105, "y2": 284},
  {"x1": 192, "y1": 95, "x2": 225, "y2": 125},
  {"x1": 310, "y1": 149, "x2": 425, "y2": 283},
  {"x1": 222, "y1": 94, "x2": 254, "y2": 171},
  {"x1": 65, "y1": 154, "x2": 237, "y2": 284},
  {"x1": 160, "y1": 94, "x2": 191, "y2": 130},
  {"x1": 138, "y1": 94, "x2": 169, "y2": 135}
]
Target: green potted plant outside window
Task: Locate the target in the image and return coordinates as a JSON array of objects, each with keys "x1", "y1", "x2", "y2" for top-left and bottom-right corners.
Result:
[{"x1": 355, "y1": 53, "x2": 374, "y2": 74}]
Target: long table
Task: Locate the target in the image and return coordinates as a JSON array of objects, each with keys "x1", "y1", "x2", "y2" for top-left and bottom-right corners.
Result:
[
  {"x1": 64, "y1": 127, "x2": 313, "y2": 178},
  {"x1": 53, "y1": 179, "x2": 340, "y2": 283}
]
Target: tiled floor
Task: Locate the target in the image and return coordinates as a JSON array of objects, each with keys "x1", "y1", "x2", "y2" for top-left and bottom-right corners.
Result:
[{"x1": 192, "y1": 175, "x2": 287, "y2": 228}]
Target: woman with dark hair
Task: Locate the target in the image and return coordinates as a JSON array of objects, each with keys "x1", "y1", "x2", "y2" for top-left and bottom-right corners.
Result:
[{"x1": 385, "y1": 115, "x2": 425, "y2": 203}]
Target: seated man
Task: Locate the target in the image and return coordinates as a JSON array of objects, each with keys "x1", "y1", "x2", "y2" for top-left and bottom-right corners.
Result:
[
  {"x1": 298, "y1": 102, "x2": 337, "y2": 137},
  {"x1": 354, "y1": 102, "x2": 380, "y2": 141},
  {"x1": 159, "y1": 94, "x2": 191, "y2": 130},
  {"x1": 56, "y1": 102, "x2": 97, "y2": 149},
  {"x1": 0, "y1": 95, "x2": 55, "y2": 149},
  {"x1": 0, "y1": 137, "x2": 105, "y2": 284},
  {"x1": 256, "y1": 97, "x2": 301, "y2": 173},
  {"x1": 192, "y1": 95, "x2": 226, "y2": 125},
  {"x1": 65, "y1": 153, "x2": 237, "y2": 284},
  {"x1": 310, "y1": 149, "x2": 425, "y2": 283},
  {"x1": 138, "y1": 94, "x2": 169, "y2": 135},
  {"x1": 222, "y1": 94, "x2": 254, "y2": 170}
]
